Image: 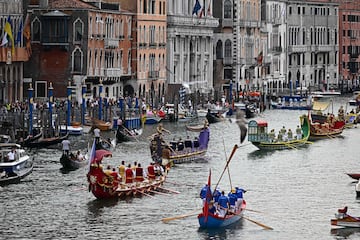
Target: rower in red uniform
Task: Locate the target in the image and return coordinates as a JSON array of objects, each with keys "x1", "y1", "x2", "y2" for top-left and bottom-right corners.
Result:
[
  {"x1": 125, "y1": 164, "x2": 134, "y2": 184},
  {"x1": 135, "y1": 163, "x2": 145, "y2": 182},
  {"x1": 147, "y1": 162, "x2": 155, "y2": 180}
]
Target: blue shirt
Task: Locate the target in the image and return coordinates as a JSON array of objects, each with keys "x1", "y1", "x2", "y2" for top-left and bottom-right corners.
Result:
[
  {"x1": 213, "y1": 190, "x2": 221, "y2": 202},
  {"x1": 200, "y1": 185, "x2": 208, "y2": 199},
  {"x1": 228, "y1": 193, "x2": 237, "y2": 206},
  {"x1": 218, "y1": 195, "x2": 229, "y2": 208},
  {"x1": 235, "y1": 188, "x2": 245, "y2": 199}
]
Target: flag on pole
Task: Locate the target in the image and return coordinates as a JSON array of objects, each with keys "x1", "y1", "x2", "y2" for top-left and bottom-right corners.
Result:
[
  {"x1": 192, "y1": 0, "x2": 202, "y2": 17},
  {"x1": 207, "y1": 0, "x2": 212, "y2": 17},
  {"x1": 15, "y1": 20, "x2": 23, "y2": 45},
  {"x1": 0, "y1": 32, "x2": 8, "y2": 46},
  {"x1": 23, "y1": 13, "x2": 32, "y2": 57},
  {"x1": 87, "y1": 139, "x2": 97, "y2": 173},
  {"x1": 204, "y1": 169, "x2": 212, "y2": 223},
  {"x1": 4, "y1": 16, "x2": 15, "y2": 54}
]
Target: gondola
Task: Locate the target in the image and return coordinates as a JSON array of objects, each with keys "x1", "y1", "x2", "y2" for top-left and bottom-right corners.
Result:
[
  {"x1": 115, "y1": 125, "x2": 142, "y2": 143},
  {"x1": 206, "y1": 109, "x2": 223, "y2": 124},
  {"x1": 17, "y1": 131, "x2": 42, "y2": 147},
  {"x1": 247, "y1": 115, "x2": 311, "y2": 150},
  {"x1": 60, "y1": 152, "x2": 88, "y2": 170},
  {"x1": 346, "y1": 173, "x2": 360, "y2": 180},
  {"x1": 149, "y1": 126, "x2": 210, "y2": 165},
  {"x1": 25, "y1": 133, "x2": 69, "y2": 148}
]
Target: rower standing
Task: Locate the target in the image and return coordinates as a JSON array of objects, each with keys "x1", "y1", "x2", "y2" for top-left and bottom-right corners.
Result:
[
  {"x1": 125, "y1": 164, "x2": 134, "y2": 184},
  {"x1": 217, "y1": 191, "x2": 230, "y2": 217},
  {"x1": 296, "y1": 125, "x2": 302, "y2": 140}
]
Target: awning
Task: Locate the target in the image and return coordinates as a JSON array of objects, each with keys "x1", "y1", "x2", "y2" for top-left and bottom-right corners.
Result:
[{"x1": 312, "y1": 101, "x2": 330, "y2": 111}]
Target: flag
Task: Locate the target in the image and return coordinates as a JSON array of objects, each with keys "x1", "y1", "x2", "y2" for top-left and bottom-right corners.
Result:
[
  {"x1": 0, "y1": 32, "x2": 8, "y2": 46},
  {"x1": 193, "y1": 0, "x2": 201, "y2": 16},
  {"x1": 15, "y1": 20, "x2": 23, "y2": 45},
  {"x1": 4, "y1": 16, "x2": 14, "y2": 54},
  {"x1": 23, "y1": 14, "x2": 32, "y2": 57},
  {"x1": 204, "y1": 169, "x2": 212, "y2": 223},
  {"x1": 207, "y1": 0, "x2": 212, "y2": 17},
  {"x1": 87, "y1": 139, "x2": 97, "y2": 173}
]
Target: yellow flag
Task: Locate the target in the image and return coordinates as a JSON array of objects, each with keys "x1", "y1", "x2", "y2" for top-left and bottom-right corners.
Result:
[{"x1": 4, "y1": 18, "x2": 14, "y2": 54}]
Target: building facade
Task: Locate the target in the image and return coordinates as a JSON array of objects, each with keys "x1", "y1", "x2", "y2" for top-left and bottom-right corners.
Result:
[
  {"x1": 167, "y1": 0, "x2": 218, "y2": 104},
  {"x1": 0, "y1": 0, "x2": 29, "y2": 103}
]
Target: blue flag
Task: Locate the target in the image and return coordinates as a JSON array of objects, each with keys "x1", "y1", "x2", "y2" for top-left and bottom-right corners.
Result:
[
  {"x1": 192, "y1": 0, "x2": 202, "y2": 16},
  {"x1": 15, "y1": 20, "x2": 23, "y2": 45}
]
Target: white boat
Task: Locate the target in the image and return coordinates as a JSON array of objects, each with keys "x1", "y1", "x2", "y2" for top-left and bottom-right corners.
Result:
[
  {"x1": 59, "y1": 125, "x2": 84, "y2": 135},
  {"x1": 311, "y1": 90, "x2": 341, "y2": 97},
  {"x1": 0, "y1": 143, "x2": 33, "y2": 186}
]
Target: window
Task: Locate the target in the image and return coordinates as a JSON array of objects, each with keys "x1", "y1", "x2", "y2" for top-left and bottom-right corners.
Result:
[
  {"x1": 224, "y1": 0, "x2": 232, "y2": 19},
  {"x1": 216, "y1": 40, "x2": 223, "y2": 59},
  {"x1": 32, "y1": 18, "x2": 41, "y2": 42},
  {"x1": 42, "y1": 17, "x2": 68, "y2": 43},
  {"x1": 73, "y1": 48, "x2": 82, "y2": 72},
  {"x1": 225, "y1": 39, "x2": 232, "y2": 58},
  {"x1": 74, "y1": 19, "x2": 83, "y2": 42}
]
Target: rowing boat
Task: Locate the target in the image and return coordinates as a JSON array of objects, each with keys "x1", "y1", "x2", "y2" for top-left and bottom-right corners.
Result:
[{"x1": 331, "y1": 207, "x2": 360, "y2": 228}]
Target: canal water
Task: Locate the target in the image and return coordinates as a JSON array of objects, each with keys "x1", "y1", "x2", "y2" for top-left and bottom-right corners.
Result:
[{"x1": 1, "y1": 96, "x2": 360, "y2": 240}]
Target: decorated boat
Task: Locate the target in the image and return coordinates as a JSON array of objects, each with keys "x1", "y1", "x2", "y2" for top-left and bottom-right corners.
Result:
[
  {"x1": 0, "y1": 143, "x2": 33, "y2": 186},
  {"x1": 331, "y1": 207, "x2": 360, "y2": 228},
  {"x1": 307, "y1": 101, "x2": 345, "y2": 140},
  {"x1": 247, "y1": 115, "x2": 310, "y2": 150},
  {"x1": 143, "y1": 110, "x2": 162, "y2": 124},
  {"x1": 87, "y1": 142, "x2": 167, "y2": 199},
  {"x1": 270, "y1": 95, "x2": 312, "y2": 110},
  {"x1": 149, "y1": 126, "x2": 210, "y2": 164}
]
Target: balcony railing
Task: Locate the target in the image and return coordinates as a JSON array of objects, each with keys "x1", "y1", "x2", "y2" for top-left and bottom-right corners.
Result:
[
  {"x1": 104, "y1": 38, "x2": 118, "y2": 48},
  {"x1": 149, "y1": 71, "x2": 159, "y2": 79},
  {"x1": 223, "y1": 57, "x2": 233, "y2": 66},
  {"x1": 105, "y1": 68, "x2": 122, "y2": 77}
]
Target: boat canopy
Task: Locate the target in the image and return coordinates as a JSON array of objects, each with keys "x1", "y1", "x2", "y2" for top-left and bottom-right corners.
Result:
[{"x1": 312, "y1": 101, "x2": 330, "y2": 111}]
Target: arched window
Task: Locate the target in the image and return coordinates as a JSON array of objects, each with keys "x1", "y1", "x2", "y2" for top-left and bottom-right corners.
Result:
[
  {"x1": 216, "y1": 40, "x2": 223, "y2": 59},
  {"x1": 225, "y1": 39, "x2": 232, "y2": 58},
  {"x1": 73, "y1": 47, "x2": 83, "y2": 72},
  {"x1": 32, "y1": 17, "x2": 41, "y2": 42},
  {"x1": 74, "y1": 18, "x2": 83, "y2": 43},
  {"x1": 224, "y1": 0, "x2": 232, "y2": 19}
]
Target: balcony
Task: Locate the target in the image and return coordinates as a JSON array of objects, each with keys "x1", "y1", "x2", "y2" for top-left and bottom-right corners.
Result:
[
  {"x1": 149, "y1": 71, "x2": 159, "y2": 79},
  {"x1": 223, "y1": 57, "x2": 233, "y2": 66},
  {"x1": 149, "y1": 42, "x2": 157, "y2": 48},
  {"x1": 288, "y1": 45, "x2": 308, "y2": 53},
  {"x1": 0, "y1": 47, "x2": 29, "y2": 62},
  {"x1": 272, "y1": 46, "x2": 282, "y2": 53},
  {"x1": 222, "y1": 19, "x2": 233, "y2": 28},
  {"x1": 312, "y1": 45, "x2": 335, "y2": 52},
  {"x1": 105, "y1": 68, "x2": 122, "y2": 77},
  {"x1": 104, "y1": 38, "x2": 118, "y2": 48}
]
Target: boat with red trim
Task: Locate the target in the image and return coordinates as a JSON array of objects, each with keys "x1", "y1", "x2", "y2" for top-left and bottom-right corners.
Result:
[{"x1": 331, "y1": 207, "x2": 360, "y2": 228}]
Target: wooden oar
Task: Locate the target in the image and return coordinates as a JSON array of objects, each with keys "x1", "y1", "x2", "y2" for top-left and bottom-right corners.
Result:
[
  {"x1": 245, "y1": 208, "x2": 265, "y2": 214},
  {"x1": 149, "y1": 189, "x2": 171, "y2": 196},
  {"x1": 304, "y1": 141, "x2": 313, "y2": 144},
  {"x1": 214, "y1": 144, "x2": 238, "y2": 190},
  {"x1": 156, "y1": 186, "x2": 180, "y2": 194},
  {"x1": 162, "y1": 209, "x2": 200, "y2": 223},
  {"x1": 136, "y1": 189, "x2": 155, "y2": 198},
  {"x1": 243, "y1": 216, "x2": 273, "y2": 230}
]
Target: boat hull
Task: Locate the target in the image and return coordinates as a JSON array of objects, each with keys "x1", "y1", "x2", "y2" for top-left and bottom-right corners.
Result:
[
  {"x1": 198, "y1": 212, "x2": 242, "y2": 228},
  {"x1": 331, "y1": 217, "x2": 360, "y2": 228},
  {"x1": 60, "y1": 154, "x2": 87, "y2": 170}
]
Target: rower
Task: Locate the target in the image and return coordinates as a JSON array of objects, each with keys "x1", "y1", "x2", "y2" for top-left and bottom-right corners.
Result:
[
  {"x1": 228, "y1": 189, "x2": 237, "y2": 211},
  {"x1": 217, "y1": 191, "x2": 230, "y2": 217},
  {"x1": 296, "y1": 125, "x2": 302, "y2": 140},
  {"x1": 147, "y1": 162, "x2": 156, "y2": 181},
  {"x1": 125, "y1": 164, "x2": 134, "y2": 184},
  {"x1": 184, "y1": 136, "x2": 193, "y2": 152},
  {"x1": 135, "y1": 163, "x2": 145, "y2": 182}
]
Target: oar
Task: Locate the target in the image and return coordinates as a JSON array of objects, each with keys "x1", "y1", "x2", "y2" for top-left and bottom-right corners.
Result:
[
  {"x1": 284, "y1": 142, "x2": 297, "y2": 150},
  {"x1": 156, "y1": 186, "x2": 180, "y2": 194},
  {"x1": 162, "y1": 209, "x2": 200, "y2": 223},
  {"x1": 245, "y1": 208, "x2": 266, "y2": 214},
  {"x1": 136, "y1": 189, "x2": 155, "y2": 198},
  {"x1": 214, "y1": 144, "x2": 238, "y2": 190},
  {"x1": 304, "y1": 141, "x2": 313, "y2": 144},
  {"x1": 243, "y1": 216, "x2": 273, "y2": 230},
  {"x1": 149, "y1": 189, "x2": 171, "y2": 196}
]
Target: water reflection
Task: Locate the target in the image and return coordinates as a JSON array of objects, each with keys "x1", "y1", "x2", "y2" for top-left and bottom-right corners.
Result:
[
  {"x1": 247, "y1": 149, "x2": 275, "y2": 160},
  {"x1": 197, "y1": 220, "x2": 243, "y2": 240},
  {"x1": 87, "y1": 198, "x2": 119, "y2": 218},
  {"x1": 330, "y1": 227, "x2": 360, "y2": 239}
]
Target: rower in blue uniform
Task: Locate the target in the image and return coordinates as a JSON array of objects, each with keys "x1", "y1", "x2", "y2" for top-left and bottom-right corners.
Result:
[{"x1": 217, "y1": 191, "x2": 229, "y2": 217}]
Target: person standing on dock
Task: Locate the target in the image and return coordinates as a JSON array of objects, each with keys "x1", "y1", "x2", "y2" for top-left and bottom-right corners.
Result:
[{"x1": 61, "y1": 139, "x2": 70, "y2": 156}]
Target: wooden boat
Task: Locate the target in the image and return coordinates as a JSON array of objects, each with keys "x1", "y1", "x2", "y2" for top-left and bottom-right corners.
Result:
[
  {"x1": 60, "y1": 152, "x2": 88, "y2": 170},
  {"x1": 17, "y1": 131, "x2": 42, "y2": 147},
  {"x1": 206, "y1": 110, "x2": 223, "y2": 124},
  {"x1": 116, "y1": 125, "x2": 142, "y2": 143},
  {"x1": 0, "y1": 143, "x2": 33, "y2": 186},
  {"x1": 87, "y1": 145, "x2": 167, "y2": 199},
  {"x1": 331, "y1": 207, "x2": 360, "y2": 228},
  {"x1": 149, "y1": 126, "x2": 210, "y2": 164},
  {"x1": 198, "y1": 200, "x2": 246, "y2": 228},
  {"x1": 92, "y1": 118, "x2": 112, "y2": 131},
  {"x1": 307, "y1": 101, "x2": 345, "y2": 140},
  {"x1": 186, "y1": 120, "x2": 209, "y2": 132},
  {"x1": 344, "y1": 113, "x2": 359, "y2": 129},
  {"x1": 346, "y1": 173, "x2": 360, "y2": 180},
  {"x1": 26, "y1": 133, "x2": 69, "y2": 148},
  {"x1": 247, "y1": 115, "x2": 310, "y2": 150}
]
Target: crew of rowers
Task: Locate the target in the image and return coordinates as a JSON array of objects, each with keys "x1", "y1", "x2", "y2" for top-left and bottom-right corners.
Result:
[
  {"x1": 103, "y1": 161, "x2": 165, "y2": 185},
  {"x1": 268, "y1": 125, "x2": 303, "y2": 142},
  {"x1": 200, "y1": 184, "x2": 246, "y2": 217},
  {"x1": 169, "y1": 136, "x2": 200, "y2": 152}
]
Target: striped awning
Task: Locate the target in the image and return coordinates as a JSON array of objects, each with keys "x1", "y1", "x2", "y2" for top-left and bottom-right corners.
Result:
[{"x1": 312, "y1": 101, "x2": 330, "y2": 111}]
